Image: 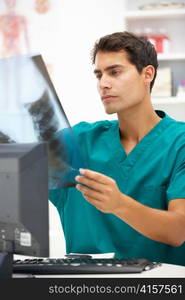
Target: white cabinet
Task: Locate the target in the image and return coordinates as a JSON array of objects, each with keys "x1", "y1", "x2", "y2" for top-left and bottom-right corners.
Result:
[{"x1": 123, "y1": 0, "x2": 185, "y2": 121}]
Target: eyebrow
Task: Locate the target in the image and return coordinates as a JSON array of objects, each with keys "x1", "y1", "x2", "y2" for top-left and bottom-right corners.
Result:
[{"x1": 94, "y1": 64, "x2": 124, "y2": 74}]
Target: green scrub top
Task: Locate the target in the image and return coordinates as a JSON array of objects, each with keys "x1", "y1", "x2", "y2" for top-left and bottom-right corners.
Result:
[{"x1": 49, "y1": 110, "x2": 185, "y2": 266}]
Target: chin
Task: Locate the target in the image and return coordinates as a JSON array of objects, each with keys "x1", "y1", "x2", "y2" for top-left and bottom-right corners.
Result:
[
  {"x1": 105, "y1": 109, "x2": 117, "y2": 115},
  {"x1": 103, "y1": 105, "x2": 117, "y2": 115}
]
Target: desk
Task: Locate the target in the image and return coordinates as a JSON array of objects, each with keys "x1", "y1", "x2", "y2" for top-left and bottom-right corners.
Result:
[{"x1": 13, "y1": 263, "x2": 185, "y2": 278}]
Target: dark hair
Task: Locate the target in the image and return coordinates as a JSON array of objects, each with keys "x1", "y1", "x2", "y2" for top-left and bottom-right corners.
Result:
[{"x1": 91, "y1": 31, "x2": 158, "y2": 91}]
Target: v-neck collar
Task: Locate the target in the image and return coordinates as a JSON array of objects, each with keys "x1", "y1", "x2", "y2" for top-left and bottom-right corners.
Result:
[{"x1": 104, "y1": 110, "x2": 174, "y2": 168}]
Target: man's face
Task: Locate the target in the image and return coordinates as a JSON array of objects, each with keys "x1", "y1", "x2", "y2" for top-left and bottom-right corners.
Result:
[{"x1": 94, "y1": 50, "x2": 149, "y2": 115}]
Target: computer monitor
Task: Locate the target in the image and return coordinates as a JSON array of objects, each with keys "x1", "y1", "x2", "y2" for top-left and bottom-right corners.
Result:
[{"x1": 0, "y1": 142, "x2": 49, "y2": 278}]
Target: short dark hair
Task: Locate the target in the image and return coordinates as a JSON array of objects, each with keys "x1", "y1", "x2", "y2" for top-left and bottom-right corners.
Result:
[{"x1": 91, "y1": 31, "x2": 158, "y2": 91}]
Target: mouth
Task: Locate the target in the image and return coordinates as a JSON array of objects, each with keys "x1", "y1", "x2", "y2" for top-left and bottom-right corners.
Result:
[{"x1": 101, "y1": 95, "x2": 117, "y2": 101}]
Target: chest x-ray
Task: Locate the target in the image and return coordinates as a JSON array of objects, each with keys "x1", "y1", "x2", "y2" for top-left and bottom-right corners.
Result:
[{"x1": 0, "y1": 54, "x2": 86, "y2": 189}]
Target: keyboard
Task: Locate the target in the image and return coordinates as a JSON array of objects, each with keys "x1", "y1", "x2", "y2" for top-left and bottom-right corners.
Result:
[{"x1": 13, "y1": 257, "x2": 161, "y2": 275}]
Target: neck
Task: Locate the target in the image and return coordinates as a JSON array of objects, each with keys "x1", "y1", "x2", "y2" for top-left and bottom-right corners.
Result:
[{"x1": 117, "y1": 99, "x2": 161, "y2": 143}]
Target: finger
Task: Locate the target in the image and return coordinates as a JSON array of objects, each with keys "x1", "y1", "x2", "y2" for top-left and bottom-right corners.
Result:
[
  {"x1": 79, "y1": 168, "x2": 114, "y2": 184},
  {"x1": 84, "y1": 195, "x2": 104, "y2": 211},
  {"x1": 76, "y1": 183, "x2": 104, "y2": 201},
  {"x1": 75, "y1": 175, "x2": 105, "y2": 192}
]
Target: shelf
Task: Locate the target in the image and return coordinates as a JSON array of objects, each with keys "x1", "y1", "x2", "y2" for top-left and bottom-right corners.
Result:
[
  {"x1": 157, "y1": 53, "x2": 185, "y2": 61},
  {"x1": 124, "y1": 8, "x2": 185, "y2": 19},
  {"x1": 152, "y1": 97, "x2": 185, "y2": 105}
]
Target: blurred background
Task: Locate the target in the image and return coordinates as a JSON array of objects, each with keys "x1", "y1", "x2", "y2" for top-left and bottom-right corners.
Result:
[{"x1": 1, "y1": 0, "x2": 185, "y2": 257}]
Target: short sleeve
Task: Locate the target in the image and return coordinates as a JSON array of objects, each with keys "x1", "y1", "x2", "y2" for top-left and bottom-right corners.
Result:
[{"x1": 167, "y1": 145, "x2": 185, "y2": 201}]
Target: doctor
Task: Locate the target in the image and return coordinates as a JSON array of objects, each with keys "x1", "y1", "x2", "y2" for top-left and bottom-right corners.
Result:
[{"x1": 50, "y1": 31, "x2": 185, "y2": 265}]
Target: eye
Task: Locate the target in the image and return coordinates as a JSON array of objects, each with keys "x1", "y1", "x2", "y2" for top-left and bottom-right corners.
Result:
[
  {"x1": 110, "y1": 69, "x2": 120, "y2": 76},
  {"x1": 95, "y1": 73, "x2": 102, "y2": 80}
]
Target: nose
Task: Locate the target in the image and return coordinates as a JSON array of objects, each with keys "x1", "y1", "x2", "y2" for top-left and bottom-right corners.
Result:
[{"x1": 98, "y1": 74, "x2": 112, "y2": 90}]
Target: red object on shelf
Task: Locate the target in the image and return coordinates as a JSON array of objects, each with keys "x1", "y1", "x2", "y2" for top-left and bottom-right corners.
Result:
[
  {"x1": 155, "y1": 34, "x2": 170, "y2": 53},
  {"x1": 143, "y1": 34, "x2": 170, "y2": 53}
]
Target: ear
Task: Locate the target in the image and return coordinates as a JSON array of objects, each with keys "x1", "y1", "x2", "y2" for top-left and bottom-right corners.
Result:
[{"x1": 142, "y1": 65, "x2": 155, "y2": 86}]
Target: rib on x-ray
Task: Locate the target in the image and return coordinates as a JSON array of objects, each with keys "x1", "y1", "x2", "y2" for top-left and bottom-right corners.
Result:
[{"x1": 0, "y1": 54, "x2": 86, "y2": 189}]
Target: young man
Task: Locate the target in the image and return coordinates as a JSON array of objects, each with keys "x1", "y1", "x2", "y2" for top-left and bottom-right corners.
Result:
[{"x1": 49, "y1": 32, "x2": 185, "y2": 265}]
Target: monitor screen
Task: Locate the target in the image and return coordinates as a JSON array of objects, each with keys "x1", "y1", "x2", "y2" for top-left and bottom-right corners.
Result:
[{"x1": 0, "y1": 142, "x2": 49, "y2": 277}]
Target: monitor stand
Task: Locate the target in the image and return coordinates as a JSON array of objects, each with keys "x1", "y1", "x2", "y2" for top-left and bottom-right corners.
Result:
[{"x1": 0, "y1": 252, "x2": 13, "y2": 278}]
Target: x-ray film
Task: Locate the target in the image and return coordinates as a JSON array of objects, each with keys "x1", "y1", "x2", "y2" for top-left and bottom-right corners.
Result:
[{"x1": 0, "y1": 54, "x2": 86, "y2": 189}]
